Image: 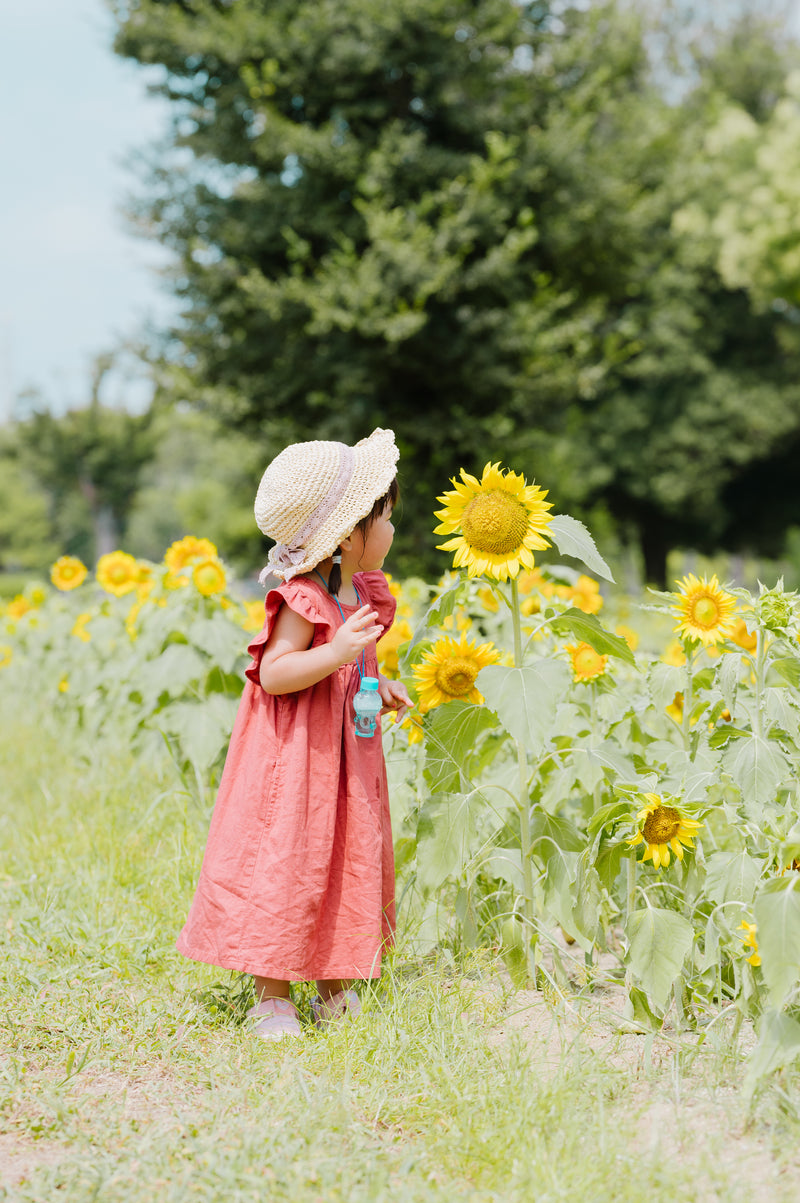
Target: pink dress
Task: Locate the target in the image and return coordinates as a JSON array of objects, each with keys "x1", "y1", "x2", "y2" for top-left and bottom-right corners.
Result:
[{"x1": 176, "y1": 571, "x2": 397, "y2": 981}]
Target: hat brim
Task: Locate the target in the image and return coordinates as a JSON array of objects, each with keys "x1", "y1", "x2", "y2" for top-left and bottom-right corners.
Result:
[{"x1": 268, "y1": 428, "x2": 399, "y2": 580}]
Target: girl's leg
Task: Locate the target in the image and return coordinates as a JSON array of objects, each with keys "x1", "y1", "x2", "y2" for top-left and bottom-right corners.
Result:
[
  {"x1": 316, "y1": 978, "x2": 349, "y2": 1001},
  {"x1": 253, "y1": 975, "x2": 291, "y2": 1001}
]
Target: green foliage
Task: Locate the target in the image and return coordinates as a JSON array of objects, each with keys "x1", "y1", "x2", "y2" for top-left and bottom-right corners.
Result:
[{"x1": 111, "y1": 0, "x2": 800, "y2": 580}]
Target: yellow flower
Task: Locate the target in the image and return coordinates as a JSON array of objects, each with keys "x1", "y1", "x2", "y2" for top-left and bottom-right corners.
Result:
[
  {"x1": 6, "y1": 595, "x2": 32, "y2": 622},
  {"x1": 413, "y1": 632, "x2": 500, "y2": 713},
  {"x1": 566, "y1": 641, "x2": 608, "y2": 682},
  {"x1": 163, "y1": 570, "x2": 189, "y2": 591},
  {"x1": 377, "y1": 617, "x2": 413, "y2": 678},
  {"x1": 728, "y1": 616, "x2": 757, "y2": 652},
  {"x1": 569, "y1": 574, "x2": 603, "y2": 614},
  {"x1": 0, "y1": 645, "x2": 12, "y2": 668},
  {"x1": 517, "y1": 567, "x2": 553, "y2": 597},
  {"x1": 58, "y1": 676, "x2": 69, "y2": 693},
  {"x1": 441, "y1": 609, "x2": 472, "y2": 633},
  {"x1": 71, "y1": 613, "x2": 92, "y2": 643},
  {"x1": 628, "y1": 793, "x2": 702, "y2": 869},
  {"x1": 50, "y1": 555, "x2": 88, "y2": 591},
  {"x1": 395, "y1": 713, "x2": 424, "y2": 744},
  {"x1": 192, "y1": 556, "x2": 227, "y2": 597},
  {"x1": 434, "y1": 461, "x2": 553, "y2": 581},
  {"x1": 125, "y1": 599, "x2": 145, "y2": 641},
  {"x1": 164, "y1": 535, "x2": 218, "y2": 574},
  {"x1": 673, "y1": 573, "x2": 737, "y2": 647},
  {"x1": 28, "y1": 586, "x2": 47, "y2": 607},
  {"x1": 661, "y1": 639, "x2": 686, "y2": 667},
  {"x1": 242, "y1": 599, "x2": 266, "y2": 632},
  {"x1": 135, "y1": 562, "x2": 156, "y2": 599},
  {"x1": 96, "y1": 551, "x2": 139, "y2": 597},
  {"x1": 738, "y1": 920, "x2": 761, "y2": 967},
  {"x1": 666, "y1": 691, "x2": 684, "y2": 725},
  {"x1": 615, "y1": 624, "x2": 639, "y2": 651},
  {"x1": 477, "y1": 585, "x2": 500, "y2": 613}
]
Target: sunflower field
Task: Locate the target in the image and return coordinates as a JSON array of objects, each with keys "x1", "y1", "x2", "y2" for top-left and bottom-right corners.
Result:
[{"x1": 3, "y1": 466, "x2": 800, "y2": 1094}]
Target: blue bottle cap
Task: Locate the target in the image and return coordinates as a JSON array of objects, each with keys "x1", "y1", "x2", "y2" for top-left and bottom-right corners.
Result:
[{"x1": 360, "y1": 676, "x2": 380, "y2": 690}]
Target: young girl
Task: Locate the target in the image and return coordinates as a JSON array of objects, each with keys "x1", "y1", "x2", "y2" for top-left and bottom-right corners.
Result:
[{"x1": 177, "y1": 428, "x2": 412, "y2": 1039}]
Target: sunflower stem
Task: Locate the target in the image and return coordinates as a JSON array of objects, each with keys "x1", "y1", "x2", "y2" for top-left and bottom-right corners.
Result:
[
  {"x1": 511, "y1": 576, "x2": 538, "y2": 987},
  {"x1": 753, "y1": 628, "x2": 768, "y2": 741},
  {"x1": 681, "y1": 642, "x2": 697, "y2": 758}
]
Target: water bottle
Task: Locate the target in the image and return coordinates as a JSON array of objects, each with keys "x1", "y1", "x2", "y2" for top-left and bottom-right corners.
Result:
[{"x1": 353, "y1": 676, "x2": 382, "y2": 738}]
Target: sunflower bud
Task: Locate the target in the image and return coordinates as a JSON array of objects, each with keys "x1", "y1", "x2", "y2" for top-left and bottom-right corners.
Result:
[{"x1": 757, "y1": 588, "x2": 797, "y2": 633}]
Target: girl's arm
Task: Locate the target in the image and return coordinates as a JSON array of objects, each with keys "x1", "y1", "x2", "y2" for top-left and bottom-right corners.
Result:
[{"x1": 259, "y1": 602, "x2": 384, "y2": 694}]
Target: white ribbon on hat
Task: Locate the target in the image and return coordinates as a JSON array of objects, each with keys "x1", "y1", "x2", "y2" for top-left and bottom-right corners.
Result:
[{"x1": 262, "y1": 444, "x2": 356, "y2": 582}]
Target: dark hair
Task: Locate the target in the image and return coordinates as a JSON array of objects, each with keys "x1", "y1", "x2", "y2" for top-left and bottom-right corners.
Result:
[{"x1": 327, "y1": 477, "x2": 399, "y2": 596}]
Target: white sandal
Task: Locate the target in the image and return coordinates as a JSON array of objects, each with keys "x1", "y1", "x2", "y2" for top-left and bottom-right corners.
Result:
[
  {"x1": 310, "y1": 989, "x2": 362, "y2": 1030},
  {"x1": 247, "y1": 997, "x2": 303, "y2": 1040}
]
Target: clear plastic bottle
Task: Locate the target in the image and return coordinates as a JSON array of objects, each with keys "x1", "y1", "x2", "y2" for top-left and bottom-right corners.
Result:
[{"x1": 353, "y1": 676, "x2": 382, "y2": 738}]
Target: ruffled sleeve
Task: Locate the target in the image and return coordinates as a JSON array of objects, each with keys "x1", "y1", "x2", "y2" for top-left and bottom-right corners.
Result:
[
  {"x1": 244, "y1": 579, "x2": 339, "y2": 685},
  {"x1": 354, "y1": 571, "x2": 397, "y2": 641}
]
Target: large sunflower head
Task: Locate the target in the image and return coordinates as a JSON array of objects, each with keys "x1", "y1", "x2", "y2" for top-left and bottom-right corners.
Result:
[
  {"x1": 412, "y1": 632, "x2": 500, "y2": 713},
  {"x1": 673, "y1": 574, "x2": 737, "y2": 647},
  {"x1": 565, "y1": 641, "x2": 608, "y2": 682},
  {"x1": 192, "y1": 556, "x2": 227, "y2": 597},
  {"x1": 96, "y1": 551, "x2": 139, "y2": 597},
  {"x1": 50, "y1": 555, "x2": 87, "y2": 592},
  {"x1": 433, "y1": 462, "x2": 553, "y2": 581},
  {"x1": 627, "y1": 793, "x2": 702, "y2": 869},
  {"x1": 164, "y1": 536, "x2": 219, "y2": 575}
]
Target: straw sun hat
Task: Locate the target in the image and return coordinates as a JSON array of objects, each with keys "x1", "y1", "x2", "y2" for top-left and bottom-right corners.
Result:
[{"x1": 255, "y1": 428, "x2": 399, "y2": 582}]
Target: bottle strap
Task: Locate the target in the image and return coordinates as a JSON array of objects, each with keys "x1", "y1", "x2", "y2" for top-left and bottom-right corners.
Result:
[{"x1": 312, "y1": 569, "x2": 365, "y2": 680}]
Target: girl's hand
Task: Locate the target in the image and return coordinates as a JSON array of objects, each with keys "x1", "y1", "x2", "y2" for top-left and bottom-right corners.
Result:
[
  {"x1": 378, "y1": 675, "x2": 414, "y2": 724},
  {"x1": 331, "y1": 605, "x2": 384, "y2": 667}
]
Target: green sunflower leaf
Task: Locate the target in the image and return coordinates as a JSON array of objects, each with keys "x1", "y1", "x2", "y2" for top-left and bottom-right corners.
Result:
[
  {"x1": 479, "y1": 661, "x2": 570, "y2": 755},
  {"x1": 744, "y1": 1010, "x2": 800, "y2": 1098},
  {"x1": 625, "y1": 906, "x2": 694, "y2": 1009},
  {"x1": 549, "y1": 609, "x2": 636, "y2": 665},
  {"x1": 422, "y1": 701, "x2": 496, "y2": 793},
  {"x1": 754, "y1": 876, "x2": 800, "y2": 1006},
  {"x1": 548, "y1": 514, "x2": 614, "y2": 582}
]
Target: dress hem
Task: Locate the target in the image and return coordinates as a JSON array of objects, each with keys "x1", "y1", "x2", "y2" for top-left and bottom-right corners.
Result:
[{"x1": 175, "y1": 940, "x2": 387, "y2": 981}]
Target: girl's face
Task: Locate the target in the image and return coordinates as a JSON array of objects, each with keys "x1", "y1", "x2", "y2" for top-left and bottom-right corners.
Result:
[{"x1": 345, "y1": 504, "x2": 395, "y2": 571}]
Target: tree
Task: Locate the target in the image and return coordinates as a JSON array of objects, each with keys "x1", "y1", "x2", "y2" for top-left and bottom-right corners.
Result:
[
  {"x1": 113, "y1": 0, "x2": 800, "y2": 582},
  {"x1": 13, "y1": 357, "x2": 156, "y2": 565}
]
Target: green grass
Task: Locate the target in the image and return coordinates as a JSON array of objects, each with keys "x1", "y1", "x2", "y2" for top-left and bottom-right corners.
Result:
[{"x1": 1, "y1": 703, "x2": 799, "y2": 1202}]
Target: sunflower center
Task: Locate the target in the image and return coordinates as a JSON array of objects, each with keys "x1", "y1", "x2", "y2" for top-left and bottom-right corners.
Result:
[
  {"x1": 692, "y1": 597, "x2": 719, "y2": 627},
  {"x1": 461, "y1": 491, "x2": 530, "y2": 555},
  {"x1": 642, "y1": 806, "x2": 681, "y2": 845},
  {"x1": 435, "y1": 657, "x2": 479, "y2": 697}
]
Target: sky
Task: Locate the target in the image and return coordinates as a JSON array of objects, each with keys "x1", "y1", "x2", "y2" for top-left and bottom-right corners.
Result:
[{"x1": 0, "y1": 0, "x2": 174, "y2": 418}]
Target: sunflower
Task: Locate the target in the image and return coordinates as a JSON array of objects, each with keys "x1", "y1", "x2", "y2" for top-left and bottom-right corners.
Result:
[
  {"x1": 673, "y1": 573, "x2": 737, "y2": 647},
  {"x1": 661, "y1": 639, "x2": 686, "y2": 667},
  {"x1": 567, "y1": 574, "x2": 603, "y2": 614},
  {"x1": 241, "y1": 599, "x2": 266, "y2": 633},
  {"x1": 71, "y1": 613, "x2": 93, "y2": 643},
  {"x1": 0, "y1": 645, "x2": 12, "y2": 669},
  {"x1": 50, "y1": 555, "x2": 87, "y2": 591},
  {"x1": 738, "y1": 921, "x2": 761, "y2": 966},
  {"x1": 413, "y1": 632, "x2": 500, "y2": 713},
  {"x1": 6, "y1": 595, "x2": 32, "y2": 622},
  {"x1": 377, "y1": 617, "x2": 413, "y2": 678},
  {"x1": 96, "y1": 551, "x2": 139, "y2": 597},
  {"x1": 615, "y1": 624, "x2": 639, "y2": 651},
  {"x1": 192, "y1": 557, "x2": 227, "y2": 597},
  {"x1": 434, "y1": 462, "x2": 553, "y2": 581},
  {"x1": 164, "y1": 536, "x2": 218, "y2": 575},
  {"x1": 628, "y1": 793, "x2": 702, "y2": 869},
  {"x1": 728, "y1": 616, "x2": 757, "y2": 652},
  {"x1": 566, "y1": 641, "x2": 608, "y2": 682}
]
